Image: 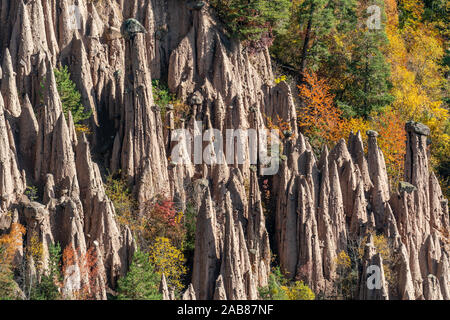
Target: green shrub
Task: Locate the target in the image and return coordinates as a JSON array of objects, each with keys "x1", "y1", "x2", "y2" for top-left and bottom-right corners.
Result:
[
  {"x1": 152, "y1": 79, "x2": 176, "y2": 120},
  {"x1": 30, "y1": 243, "x2": 62, "y2": 300},
  {"x1": 25, "y1": 186, "x2": 39, "y2": 202},
  {"x1": 151, "y1": 79, "x2": 192, "y2": 128},
  {"x1": 116, "y1": 250, "x2": 162, "y2": 300},
  {"x1": 180, "y1": 202, "x2": 197, "y2": 287},
  {"x1": 152, "y1": 79, "x2": 173, "y2": 108},
  {"x1": 259, "y1": 266, "x2": 315, "y2": 300},
  {"x1": 182, "y1": 202, "x2": 197, "y2": 253},
  {"x1": 0, "y1": 247, "x2": 17, "y2": 300},
  {"x1": 259, "y1": 267, "x2": 289, "y2": 300},
  {"x1": 210, "y1": 0, "x2": 291, "y2": 51},
  {"x1": 105, "y1": 171, "x2": 138, "y2": 230}
]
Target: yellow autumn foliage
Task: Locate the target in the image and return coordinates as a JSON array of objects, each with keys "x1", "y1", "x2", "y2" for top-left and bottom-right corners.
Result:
[
  {"x1": 282, "y1": 281, "x2": 315, "y2": 300},
  {"x1": 358, "y1": 233, "x2": 395, "y2": 287},
  {"x1": 275, "y1": 75, "x2": 287, "y2": 84},
  {"x1": 149, "y1": 237, "x2": 187, "y2": 292},
  {"x1": 334, "y1": 250, "x2": 351, "y2": 271},
  {"x1": 386, "y1": 9, "x2": 449, "y2": 192},
  {"x1": 29, "y1": 233, "x2": 44, "y2": 270}
]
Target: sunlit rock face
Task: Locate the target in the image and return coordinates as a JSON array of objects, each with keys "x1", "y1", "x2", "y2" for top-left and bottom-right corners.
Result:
[{"x1": 0, "y1": 0, "x2": 447, "y2": 300}]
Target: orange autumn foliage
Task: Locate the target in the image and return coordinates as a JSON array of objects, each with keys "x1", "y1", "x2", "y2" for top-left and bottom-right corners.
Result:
[
  {"x1": 266, "y1": 114, "x2": 294, "y2": 141},
  {"x1": 297, "y1": 72, "x2": 406, "y2": 188},
  {"x1": 340, "y1": 108, "x2": 406, "y2": 184},
  {"x1": 0, "y1": 223, "x2": 26, "y2": 266},
  {"x1": 0, "y1": 223, "x2": 25, "y2": 299},
  {"x1": 298, "y1": 72, "x2": 346, "y2": 144},
  {"x1": 62, "y1": 244, "x2": 101, "y2": 300},
  {"x1": 371, "y1": 109, "x2": 406, "y2": 184}
]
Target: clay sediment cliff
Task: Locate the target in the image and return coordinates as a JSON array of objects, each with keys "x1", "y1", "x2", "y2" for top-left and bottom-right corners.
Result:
[{"x1": 0, "y1": 0, "x2": 447, "y2": 300}]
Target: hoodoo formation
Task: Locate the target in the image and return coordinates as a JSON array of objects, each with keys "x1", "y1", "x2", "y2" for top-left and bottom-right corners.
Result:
[{"x1": 0, "y1": 0, "x2": 448, "y2": 301}]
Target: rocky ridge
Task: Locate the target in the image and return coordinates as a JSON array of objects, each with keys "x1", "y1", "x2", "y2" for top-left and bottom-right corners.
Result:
[{"x1": 0, "y1": 0, "x2": 447, "y2": 300}]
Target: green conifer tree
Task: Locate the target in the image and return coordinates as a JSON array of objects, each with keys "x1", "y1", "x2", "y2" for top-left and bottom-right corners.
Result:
[
  {"x1": 336, "y1": 0, "x2": 394, "y2": 117},
  {"x1": 30, "y1": 243, "x2": 62, "y2": 300},
  {"x1": 0, "y1": 246, "x2": 17, "y2": 300},
  {"x1": 116, "y1": 250, "x2": 162, "y2": 300},
  {"x1": 210, "y1": 0, "x2": 291, "y2": 46},
  {"x1": 53, "y1": 66, "x2": 91, "y2": 125},
  {"x1": 272, "y1": 0, "x2": 357, "y2": 74}
]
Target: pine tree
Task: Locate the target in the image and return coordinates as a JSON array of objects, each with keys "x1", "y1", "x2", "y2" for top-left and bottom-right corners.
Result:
[
  {"x1": 0, "y1": 246, "x2": 17, "y2": 300},
  {"x1": 336, "y1": 0, "x2": 394, "y2": 117},
  {"x1": 210, "y1": 0, "x2": 291, "y2": 50},
  {"x1": 53, "y1": 66, "x2": 91, "y2": 125},
  {"x1": 116, "y1": 250, "x2": 162, "y2": 300},
  {"x1": 30, "y1": 243, "x2": 62, "y2": 300},
  {"x1": 272, "y1": 0, "x2": 357, "y2": 75},
  {"x1": 0, "y1": 223, "x2": 26, "y2": 300}
]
